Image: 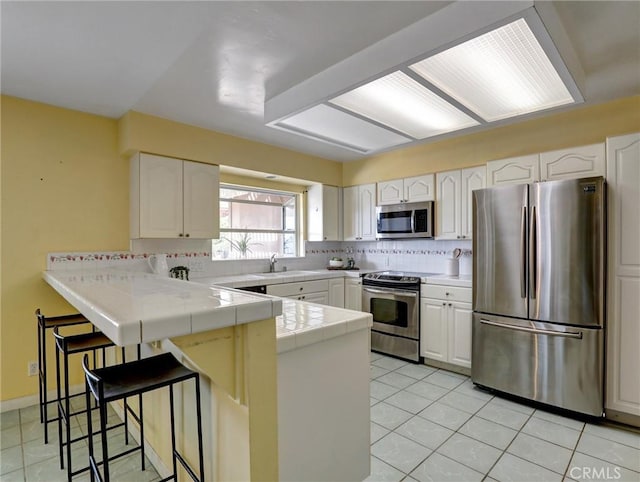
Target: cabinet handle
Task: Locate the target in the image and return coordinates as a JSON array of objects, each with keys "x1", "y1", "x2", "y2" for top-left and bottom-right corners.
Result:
[
  {"x1": 442, "y1": 302, "x2": 446, "y2": 306},
  {"x1": 445, "y1": 292, "x2": 449, "y2": 296},
  {"x1": 448, "y1": 303, "x2": 452, "y2": 307},
  {"x1": 301, "y1": 296, "x2": 305, "y2": 300},
  {"x1": 299, "y1": 287, "x2": 303, "y2": 291},
  {"x1": 185, "y1": 233, "x2": 190, "y2": 238},
  {"x1": 178, "y1": 233, "x2": 183, "y2": 237}
]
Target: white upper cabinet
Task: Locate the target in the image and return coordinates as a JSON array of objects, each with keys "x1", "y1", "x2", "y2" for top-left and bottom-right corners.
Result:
[
  {"x1": 183, "y1": 161, "x2": 220, "y2": 239},
  {"x1": 377, "y1": 174, "x2": 434, "y2": 205},
  {"x1": 307, "y1": 184, "x2": 342, "y2": 241},
  {"x1": 539, "y1": 143, "x2": 605, "y2": 181},
  {"x1": 486, "y1": 154, "x2": 539, "y2": 187},
  {"x1": 403, "y1": 174, "x2": 435, "y2": 203},
  {"x1": 436, "y1": 170, "x2": 461, "y2": 240},
  {"x1": 605, "y1": 132, "x2": 640, "y2": 421},
  {"x1": 437, "y1": 166, "x2": 485, "y2": 240},
  {"x1": 343, "y1": 184, "x2": 376, "y2": 241},
  {"x1": 377, "y1": 179, "x2": 404, "y2": 205},
  {"x1": 460, "y1": 166, "x2": 486, "y2": 239},
  {"x1": 487, "y1": 143, "x2": 605, "y2": 187},
  {"x1": 131, "y1": 153, "x2": 219, "y2": 239}
]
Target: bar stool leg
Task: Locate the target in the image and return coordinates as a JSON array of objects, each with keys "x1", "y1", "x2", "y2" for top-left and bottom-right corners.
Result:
[
  {"x1": 63, "y1": 348, "x2": 73, "y2": 480},
  {"x1": 38, "y1": 317, "x2": 44, "y2": 424},
  {"x1": 169, "y1": 385, "x2": 177, "y2": 479},
  {"x1": 55, "y1": 337, "x2": 64, "y2": 470},
  {"x1": 194, "y1": 376, "x2": 205, "y2": 482},
  {"x1": 99, "y1": 400, "x2": 110, "y2": 482},
  {"x1": 85, "y1": 382, "x2": 96, "y2": 482}
]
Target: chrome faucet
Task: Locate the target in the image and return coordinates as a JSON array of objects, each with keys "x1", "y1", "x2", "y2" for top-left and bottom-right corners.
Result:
[{"x1": 269, "y1": 253, "x2": 278, "y2": 273}]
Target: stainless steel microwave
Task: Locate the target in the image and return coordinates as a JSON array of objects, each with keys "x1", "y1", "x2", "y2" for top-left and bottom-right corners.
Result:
[{"x1": 376, "y1": 201, "x2": 434, "y2": 239}]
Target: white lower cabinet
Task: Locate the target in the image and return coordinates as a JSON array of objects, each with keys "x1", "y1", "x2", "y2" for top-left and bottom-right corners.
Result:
[
  {"x1": 328, "y1": 278, "x2": 345, "y2": 308},
  {"x1": 420, "y1": 284, "x2": 472, "y2": 368},
  {"x1": 267, "y1": 279, "x2": 331, "y2": 306},
  {"x1": 344, "y1": 277, "x2": 362, "y2": 311},
  {"x1": 605, "y1": 132, "x2": 640, "y2": 423}
]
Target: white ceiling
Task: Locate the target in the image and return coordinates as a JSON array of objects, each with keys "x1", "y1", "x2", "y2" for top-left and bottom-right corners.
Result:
[{"x1": 2, "y1": 1, "x2": 639, "y2": 162}]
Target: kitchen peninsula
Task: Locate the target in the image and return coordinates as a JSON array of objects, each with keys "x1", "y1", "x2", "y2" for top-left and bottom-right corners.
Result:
[{"x1": 43, "y1": 268, "x2": 372, "y2": 481}]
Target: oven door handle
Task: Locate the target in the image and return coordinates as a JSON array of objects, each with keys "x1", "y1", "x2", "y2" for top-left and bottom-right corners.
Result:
[{"x1": 362, "y1": 287, "x2": 418, "y2": 299}]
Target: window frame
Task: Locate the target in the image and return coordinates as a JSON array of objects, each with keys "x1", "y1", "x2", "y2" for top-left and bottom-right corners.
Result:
[{"x1": 214, "y1": 183, "x2": 301, "y2": 259}]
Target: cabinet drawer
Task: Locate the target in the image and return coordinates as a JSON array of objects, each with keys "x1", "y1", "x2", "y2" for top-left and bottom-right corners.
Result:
[
  {"x1": 421, "y1": 284, "x2": 472, "y2": 303},
  {"x1": 267, "y1": 280, "x2": 329, "y2": 297}
]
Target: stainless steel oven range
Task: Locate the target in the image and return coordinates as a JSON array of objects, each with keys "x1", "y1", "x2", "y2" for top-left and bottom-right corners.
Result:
[{"x1": 362, "y1": 271, "x2": 432, "y2": 362}]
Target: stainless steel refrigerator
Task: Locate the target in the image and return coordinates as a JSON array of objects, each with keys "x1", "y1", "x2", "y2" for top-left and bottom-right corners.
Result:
[{"x1": 472, "y1": 177, "x2": 605, "y2": 417}]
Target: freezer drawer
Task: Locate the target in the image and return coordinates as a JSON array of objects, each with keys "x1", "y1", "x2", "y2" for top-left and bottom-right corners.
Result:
[{"x1": 471, "y1": 313, "x2": 604, "y2": 416}]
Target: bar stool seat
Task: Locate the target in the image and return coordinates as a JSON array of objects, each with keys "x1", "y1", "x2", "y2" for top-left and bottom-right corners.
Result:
[
  {"x1": 83, "y1": 352, "x2": 205, "y2": 482},
  {"x1": 53, "y1": 328, "x2": 129, "y2": 481},
  {"x1": 36, "y1": 308, "x2": 91, "y2": 443}
]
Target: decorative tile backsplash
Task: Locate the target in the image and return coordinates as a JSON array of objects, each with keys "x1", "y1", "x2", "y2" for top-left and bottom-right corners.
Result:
[{"x1": 47, "y1": 239, "x2": 473, "y2": 276}]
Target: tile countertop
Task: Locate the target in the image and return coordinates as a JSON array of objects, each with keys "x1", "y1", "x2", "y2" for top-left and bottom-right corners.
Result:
[
  {"x1": 422, "y1": 274, "x2": 472, "y2": 288},
  {"x1": 192, "y1": 268, "x2": 367, "y2": 289},
  {"x1": 43, "y1": 269, "x2": 282, "y2": 346},
  {"x1": 191, "y1": 275, "x2": 373, "y2": 354},
  {"x1": 275, "y1": 299, "x2": 372, "y2": 354}
]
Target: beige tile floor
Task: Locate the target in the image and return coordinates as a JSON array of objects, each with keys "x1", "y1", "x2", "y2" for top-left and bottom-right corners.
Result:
[
  {"x1": 1, "y1": 353, "x2": 639, "y2": 481},
  {"x1": 367, "y1": 353, "x2": 640, "y2": 482},
  {"x1": 0, "y1": 402, "x2": 159, "y2": 482}
]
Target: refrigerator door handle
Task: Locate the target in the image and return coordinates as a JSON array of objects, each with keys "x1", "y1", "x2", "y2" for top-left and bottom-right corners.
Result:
[
  {"x1": 479, "y1": 319, "x2": 583, "y2": 339},
  {"x1": 520, "y1": 206, "x2": 527, "y2": 299},
  {"x1": 529, "y1": 205, "x2": 537, "y2": 300}
]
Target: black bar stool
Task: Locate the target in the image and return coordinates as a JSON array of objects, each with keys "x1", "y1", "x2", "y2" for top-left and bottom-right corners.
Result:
[
  {"x1": 52, "y1": 327, "x2": 132, "y2": 481},
  {"x1": 82, "y1": 352, "x2": 205, "y2": 482},
  {"x1": 36, "y1": 308, "x2": 91, "y2": 443}
]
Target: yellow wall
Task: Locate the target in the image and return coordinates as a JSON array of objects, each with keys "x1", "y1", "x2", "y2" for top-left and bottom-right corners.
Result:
[
  {"x1": 0, "y1": 96, "x2": 129, "y2": 400},
  {"x1": 119, "y1": 111, "x2": 342, "y2": 186},
  {"x1": 2, "y1": 93, "x2": 639, "y2": 403},
  {"x1": 343, "y1": 96, "x2": 640, "y2": 186}
]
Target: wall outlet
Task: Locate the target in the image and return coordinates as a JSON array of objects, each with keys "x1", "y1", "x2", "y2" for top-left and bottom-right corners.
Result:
[{"x1": 28, "y1": 360, "x2": 38, "y2": 377}]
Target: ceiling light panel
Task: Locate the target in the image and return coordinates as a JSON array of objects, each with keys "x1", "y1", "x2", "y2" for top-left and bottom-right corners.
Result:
[
  {"x1": 410, "y1": 18, "x2": 575, "y2": 122},
  {"x1": 276, "y1": 104, "x2": 411, "y2": 153},
  {"x1": 330, "y1": 71, "x2": 479, "y2": 139}
]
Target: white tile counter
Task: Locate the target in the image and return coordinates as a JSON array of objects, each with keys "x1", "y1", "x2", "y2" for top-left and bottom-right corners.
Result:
[
  {"x1": 43, "y1": 269, "x2": 282, "y2": 346},
  {"x1": 192, "y1": 268, "x2": 364, "y2": 289},
  {"x1": 422, "y1": 273, "x2": 472, "y2": 288},
  {"x1": 275, "y1": 299, "x2": 372, "y2": 353},
  {"x1": 191, "y1": 274, "x2": 372, "y2": 354}
]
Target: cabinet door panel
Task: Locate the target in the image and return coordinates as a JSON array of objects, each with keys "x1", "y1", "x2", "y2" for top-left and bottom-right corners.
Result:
[
  {"x1": 448, "y1": 302, "x2": 472, "y2": 368},
  {"x1": 328, "y1": 278, "x2": 345, "y2": 308},
  {"x1": 183, "y1": 162, "x2": 219, "y2": 239},
  {"x1": 606, "y1": 132, "x2": 640, "y2": 417},
  {"x1": 345, "y1": 280, "x2": 362, "y2": 311},
  {"x1": 486, "y1": 154, "x2": 539, "y2": 186},
  {"x1": 420, "y1": 298, "x2": 447, "y2": 361},
  {"x1": 377, "y1": 179, "x2": 404, "y2": 205},
  {"x1": 436, "y1": 170, "x2": 461, "y2": 239},
  {"x1": 343, "y1": 186, "x2": 358, "y2": 241},
  {"x1": 301, "y1": 292, "x2": 330, "y2": 305},
  {"x1": 139, "y1": 154, "x2": 183, "y2": 237},
  {"x1": 540, "y1": 143, "x2": 605, "y2": 181},
  {"x1": 359, "y1": 184, "x2": 377, "y2": 240},
  {"x1": 404, "y1": 174, "x2": 434, "y2": 202},
  {"x1": 460, "y1": 166, "x2": 486, "y2": 239}
]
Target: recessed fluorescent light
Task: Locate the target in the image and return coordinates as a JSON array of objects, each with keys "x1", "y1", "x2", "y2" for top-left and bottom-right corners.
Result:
[
  {"x1": 329, "y1": 71, "x2": 479, "y2": 139},
  {"x1": 275, "y1": 104, "x2": 411, "y2": 153},
  {"x1": 410, "y1": 18, "x2": 575, "y2": 122}
]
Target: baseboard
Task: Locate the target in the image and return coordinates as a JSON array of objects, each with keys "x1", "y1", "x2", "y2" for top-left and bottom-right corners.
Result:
[
  {"x1": 423, "y1": 358, "x2": 471, "y2": 376},
  {"x1": 605, "y1": 407, "x2": 640, "y2": 429},
  {"x1": 0, "y1": 384, "x2": 84, "y2": 413}
]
